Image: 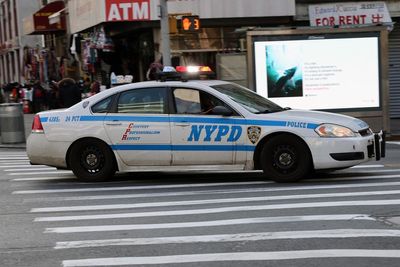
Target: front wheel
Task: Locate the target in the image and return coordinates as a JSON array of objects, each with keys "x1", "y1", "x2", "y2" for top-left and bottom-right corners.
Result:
[
  {"x1": 260, "y1": 134, "x2": 311, "y2": 183},
  {"x1": 69, "y1": 139, "x2": 116, "y2": 182}
]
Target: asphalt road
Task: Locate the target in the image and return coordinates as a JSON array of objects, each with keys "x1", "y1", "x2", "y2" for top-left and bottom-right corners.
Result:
[{"x1": 1, "y1": 143, "x2": 400, "y2": 267}]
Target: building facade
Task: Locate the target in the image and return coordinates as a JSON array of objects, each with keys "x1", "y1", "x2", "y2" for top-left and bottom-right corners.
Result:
[{"x1": 0, "y1": 0, "x2": 42, "y2": 85}]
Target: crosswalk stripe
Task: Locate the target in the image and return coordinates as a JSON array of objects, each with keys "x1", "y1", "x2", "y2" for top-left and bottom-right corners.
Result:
[
  {"x1": 4, "y1": 167, "x2": 57, "y2": 171},
  {"x1": 0, "y1": 161, "x2": 31, "y2": 164},
  {"x1": 62, "y1": 250, "x2": 400, "y2": 266},
  {"x1": 0, "y1": 157, "x2": 28, "y2": 160},
  {"x1": 14, "y1": 173, "x2": 400, "y2": 195},
  {"x1": 11, "y1": 177, "x2": 76, "y2": 182},
  {"x1": 307, "y1": 174, "x2": 400, "y2": 182},
  {"x1": 13, "y1": 181, "x2": 269, "y2": 195},
  {"x1": 30, "y1": 189, "x2": 400, "y2": 213},
  {"x1": 27, "y1": 180, "x2": 400, "y2": 203},
  {"x1": 55, "y1": 229, "x2": 400, "y2": 249},
  {"x1": 33, "y1": 199, "x2": 400, "y2": 221},
  {"x1": 47, "y1": 214, "x2": 373, "y2": 234},
  {"x1": 0, "y1": 165, "x2": 48, "y2": 168},
  {"x1": 8, "y1": 171, "x2": 73, "y2": 176}
]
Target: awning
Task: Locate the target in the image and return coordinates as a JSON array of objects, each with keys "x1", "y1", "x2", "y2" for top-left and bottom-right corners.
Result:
[
  {"x1": 23, "y1": 1, "x2": 66, "y2": 35},
  {"x1": 49, "y1": 7, "x2": 67, "y2": 25}
]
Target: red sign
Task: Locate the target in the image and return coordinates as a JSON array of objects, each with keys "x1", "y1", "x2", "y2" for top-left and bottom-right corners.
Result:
[{"x1": 106, "y1": 0, "x2": 150, "y2": 21}]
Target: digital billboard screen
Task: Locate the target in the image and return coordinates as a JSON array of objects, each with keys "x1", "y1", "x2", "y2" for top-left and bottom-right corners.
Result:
[{"x1": 253, "y1": 34, "x2": 380, "y2": 110}]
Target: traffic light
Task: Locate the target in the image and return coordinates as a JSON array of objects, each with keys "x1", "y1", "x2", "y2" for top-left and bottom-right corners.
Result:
[{"x1": 181, "y1": 16, "x2": 200, "y2": 32}]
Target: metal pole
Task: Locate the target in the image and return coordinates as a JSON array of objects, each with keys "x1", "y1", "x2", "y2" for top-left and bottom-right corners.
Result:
[{"x1": 159, "y1": 0, "x2": 171, "y2": 66}]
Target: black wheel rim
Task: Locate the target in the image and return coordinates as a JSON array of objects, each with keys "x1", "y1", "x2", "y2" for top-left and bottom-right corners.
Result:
[
  {"x1": 80, "y1": 145, "x2": 105, "y2": 174},
  {"x1": 272, "y1": 144, "x2": 298, "y2": 175}
]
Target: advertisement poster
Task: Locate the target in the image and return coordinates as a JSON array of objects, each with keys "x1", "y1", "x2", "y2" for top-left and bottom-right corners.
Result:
[{"x1": 254, "y1": 37, "x2": 380, "y2": 110}]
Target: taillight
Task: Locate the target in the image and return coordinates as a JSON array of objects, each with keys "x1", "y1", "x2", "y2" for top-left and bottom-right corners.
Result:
[{"x1": 32, "y1": 115, "x2": 44, "y2": 133}]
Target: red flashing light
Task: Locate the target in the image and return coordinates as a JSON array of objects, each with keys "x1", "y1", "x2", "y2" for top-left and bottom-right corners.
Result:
[
  {"x1": 176, "y1": 66, "x2": 187, "y2": 72},
  {"x1": 176, "y1": 66, "x2": 213, "y2": 73},
  {"x1": 32, "y1": 115, "x2": 44, "y2": 133}
]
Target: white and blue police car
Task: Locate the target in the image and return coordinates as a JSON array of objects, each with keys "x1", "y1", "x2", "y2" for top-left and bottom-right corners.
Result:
[{"x1": 27, "y1": 67, "x2": 385, "y2": 183}]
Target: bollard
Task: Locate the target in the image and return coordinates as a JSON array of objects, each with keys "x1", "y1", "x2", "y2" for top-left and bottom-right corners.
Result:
[{"x1": 0, "y1": 103, "x2": 25, "y2": 143}]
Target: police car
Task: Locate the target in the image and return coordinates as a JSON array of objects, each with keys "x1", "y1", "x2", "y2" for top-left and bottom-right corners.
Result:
[{"x1": 27, "y1": 67, "x2": 385, "y2": 183}]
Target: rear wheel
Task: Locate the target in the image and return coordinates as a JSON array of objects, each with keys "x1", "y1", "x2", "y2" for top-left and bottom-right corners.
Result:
[
  {"x1": 69, "y1": 139, "x2": 116, "y2": 182},
  {"x1": 260, "y1": 134, "x2": 311, "y2": 183}
]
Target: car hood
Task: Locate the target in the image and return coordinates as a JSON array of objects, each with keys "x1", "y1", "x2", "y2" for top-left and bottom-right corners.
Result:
[{"x1": 257, "y1": 109, "x2": 369, "y2": 131}]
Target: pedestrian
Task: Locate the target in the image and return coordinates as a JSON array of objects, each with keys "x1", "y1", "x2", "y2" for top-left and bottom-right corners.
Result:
[
  {"x1": 32, "y1": 81, "x2": 45, "y2": 113},
  {"x1": 90, "y1": 81, "x2": 100, "y2": 96},
  {"x1": 58, "y1": 78, "x2": 81, "y2": 108},
  {"x1": 47, "y1": 81, "x2": 60, "y2": 109},
  {"x1": 146, "y1": 59, "x2": 163, "y2": 80}
]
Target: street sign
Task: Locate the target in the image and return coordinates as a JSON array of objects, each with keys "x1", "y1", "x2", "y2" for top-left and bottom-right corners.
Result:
[{"x1": 181, "y1": 15, "x2": 200, "y2": 32}]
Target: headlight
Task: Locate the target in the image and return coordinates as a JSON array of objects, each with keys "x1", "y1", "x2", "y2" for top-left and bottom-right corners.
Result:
[{"x1": 315, "y1": 124, "x2": 356, "y2": 138}]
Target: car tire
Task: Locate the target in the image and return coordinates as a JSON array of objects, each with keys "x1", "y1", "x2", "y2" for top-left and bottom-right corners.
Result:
[
  {"x1": 69, "y1": 139, "x2": 116, "y2": 182},
  {"x1": 260, "y1": 134, "x2": 311, "y2": 183}
]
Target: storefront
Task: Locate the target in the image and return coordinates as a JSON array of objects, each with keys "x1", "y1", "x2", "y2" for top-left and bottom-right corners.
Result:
[
  {"x1": 67, "y1": 0, "x2": 296, "y2": 85},
  {"x1": 22, "y1": 0, "x2": 67, "y2": 83}
]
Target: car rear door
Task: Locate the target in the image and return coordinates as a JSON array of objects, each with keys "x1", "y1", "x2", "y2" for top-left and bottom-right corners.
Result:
[{"x1": 103, "y1": 87, "x2": 171, "y2": 166}]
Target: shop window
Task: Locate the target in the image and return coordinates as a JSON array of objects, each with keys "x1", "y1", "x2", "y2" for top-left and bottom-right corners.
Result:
[{"x1": 117, "y1": 88, "x2": 166, "y2": 114}]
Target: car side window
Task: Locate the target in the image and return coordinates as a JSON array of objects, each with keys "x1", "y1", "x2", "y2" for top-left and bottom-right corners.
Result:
[
  {"x1": 173, "y1": 88, "x2": 231, "y2": 115},
  {"x1": 117, "y1": 88, "x2": 166, "y2": 114},
  {"x1": 91, "y1": 96, "x2": 113, "y2": 113}
]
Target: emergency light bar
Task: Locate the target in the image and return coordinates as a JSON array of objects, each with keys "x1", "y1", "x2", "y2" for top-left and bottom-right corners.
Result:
[{"x1": 157, "y1": 66, "x2": 215, "y2": 81}]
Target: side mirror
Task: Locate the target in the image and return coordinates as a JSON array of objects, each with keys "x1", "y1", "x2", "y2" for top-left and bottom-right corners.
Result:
[{"x1": 212, "y1": 105, "x2": 233, "y2": 116}]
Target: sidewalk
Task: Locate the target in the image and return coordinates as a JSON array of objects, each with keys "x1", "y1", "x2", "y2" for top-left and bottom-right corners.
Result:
[{"x1": 0, "y1": 113, "x2": 35, "y2": 149}]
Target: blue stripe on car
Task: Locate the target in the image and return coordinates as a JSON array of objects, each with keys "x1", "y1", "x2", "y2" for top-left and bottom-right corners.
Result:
[
  {"x1": 111, "y1": 144, "x2": 256, "y2": 151},
  {"x1": 41, "y1": 115, "x2": 319, "y2": 129}
]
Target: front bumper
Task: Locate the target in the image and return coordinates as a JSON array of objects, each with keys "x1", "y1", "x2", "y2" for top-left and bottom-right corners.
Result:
[
  {"x1": 329, "y1": 131, "x2": 386, "y2": 162},
  {"x1": 308, "y1": 130, "x2": 386, "y2": 170},
  {"x1": 372, "y1": 130, "x2": 386, "y2": 160}
]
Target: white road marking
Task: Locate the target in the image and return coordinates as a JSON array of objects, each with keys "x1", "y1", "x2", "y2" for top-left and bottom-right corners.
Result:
[
  {"x1": 0, "y1": 161, "x2": 31, "y2": 165},
  {"x1": 8, "y1": 171, "x2": 73, "y2": 176},
  {"x1": 0, "y1": 157, "x2": 28, "y2": 160},
  {"x1": 62, "y1": 250, "x2": 400, "y2": 266},
  {"x1": 308, "y1": 174, "x2": 400, "y2": 182},
  {"x1": 30, "y1": 189, "x2": 400, "y2": 213},
  {"x1": 4, "y1": 167, "x2": 57, "y2": 172},
  {"x1": 12, "y1": 177, "x2": 75, "y2": 182},
  {"x1": 0, "y1": 165, "x2": 47, "y2": 168},
  {"x1": 351, "y1": 165, "x2": 384, "y2": 168},
  {"x1": 55, "y1": 229, "x2": 400, "y2": 248},
  {"x1": 29, "y1": 180, "x2": 400, "y2": 203},
  {"x1": 15, "y1": 173, "x2": 400, "y2": 195},
  {"x1": 387, "y1": 141, "x2": 400, "y2": 145},
  {"x1": 46, "y1": 214, "x2": 373, "y2": 234},
  {"x1": 13, "y1": 181, "x2": 269, "y2": 195},
  {"x1": 33, "y1": 199, "x2": 400, "y2": 221}
]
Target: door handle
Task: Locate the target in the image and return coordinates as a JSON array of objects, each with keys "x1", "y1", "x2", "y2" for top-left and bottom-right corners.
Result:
[
  {"x1": 105, "y1": 121, "x2": 122, "y2": 126},
  {"x1": 175, "y1": 123, "x2": 190, "y2": 127}
]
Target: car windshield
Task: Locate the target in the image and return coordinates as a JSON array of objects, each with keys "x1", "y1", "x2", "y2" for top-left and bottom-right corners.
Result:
[{"x1": 211, "y1": 83, "x2": 285, "y2": 114}]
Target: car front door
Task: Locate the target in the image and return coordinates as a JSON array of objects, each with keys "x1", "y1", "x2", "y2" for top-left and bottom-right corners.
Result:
[
  {"x1": 170, "y1": 87, "x2": 241, "y2": 165},
  {"x1": 103, "y1": 87, "x2": 171, "y2": 166}
]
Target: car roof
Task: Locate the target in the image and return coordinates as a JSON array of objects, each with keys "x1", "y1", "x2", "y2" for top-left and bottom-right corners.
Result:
[
  {"x1": 125, "y1": 79, "x2": 231, "y2": 88},
  {"x1": 79, "y1": 80, "x2": 233, "y2": 105}
]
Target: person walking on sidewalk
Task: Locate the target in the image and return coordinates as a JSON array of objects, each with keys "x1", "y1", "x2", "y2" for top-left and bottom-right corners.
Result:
[{"x1": 58, "y1": 78, "x2": 81, "y2": 108}]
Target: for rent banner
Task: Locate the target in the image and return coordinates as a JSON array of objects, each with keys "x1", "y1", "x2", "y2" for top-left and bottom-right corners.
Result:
[{"x1": 309, "y1": 2, "x2": 391, "y2": 26}]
